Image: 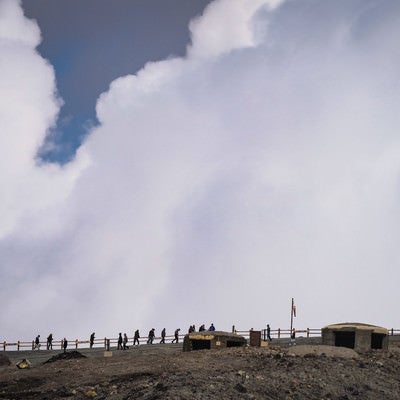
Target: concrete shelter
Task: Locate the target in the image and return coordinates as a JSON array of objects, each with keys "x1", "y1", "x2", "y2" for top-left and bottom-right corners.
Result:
[
  {"x1": 183, "y1": 331, "x2": 246, "y2": 352},
  {"x1": 322, "y1": 323, "x2": 388, "y2": 351}
]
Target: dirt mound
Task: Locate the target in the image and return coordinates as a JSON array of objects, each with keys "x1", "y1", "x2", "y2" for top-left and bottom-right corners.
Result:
[
  {"x1": 286, "y1": 344, "x2": 359, "y2": 359},
  {"x1": 0, "y1": 353, "x2": 11, "y2": 366},
  {"x1": 43, "y1": 350, "x2": 86, "y2": 364}
]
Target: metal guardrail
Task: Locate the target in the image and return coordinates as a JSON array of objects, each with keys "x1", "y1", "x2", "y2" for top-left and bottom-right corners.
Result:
[{"x1": 3, "y1": 328, "x2": 400, "y2": 351}]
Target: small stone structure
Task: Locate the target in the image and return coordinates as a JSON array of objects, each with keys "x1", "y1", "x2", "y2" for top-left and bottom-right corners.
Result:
[
  {"x1": 183, "y1": 331, "x2": 246, "y2": 352},
  {"x1": 322, "y1": 323, "x2": 388, "y2": 351},
  {"x1": 249, "y1": 330, "x2": 262, "y2": 347}
]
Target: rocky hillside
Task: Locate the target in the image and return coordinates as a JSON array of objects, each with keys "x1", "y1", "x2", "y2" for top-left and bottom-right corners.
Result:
[{"x1": 1, "y1": 342, "x2": 400, "y2": 399}]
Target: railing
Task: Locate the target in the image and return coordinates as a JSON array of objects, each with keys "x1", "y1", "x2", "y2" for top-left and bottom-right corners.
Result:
[
  {"x1": 232, "y1": 328, "x2": 322, "y2": 341},
  {"x1": 3, "y1": 328, "x2": 400, "y2": 351},
  {"x1": 2, "y1": 335, "x2": 182, "y2": 352}
]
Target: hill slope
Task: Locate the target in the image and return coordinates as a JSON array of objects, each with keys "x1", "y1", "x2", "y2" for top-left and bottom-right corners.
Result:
[{"x1": 1, "y1": 343, "x2": 400, "y2": 399}]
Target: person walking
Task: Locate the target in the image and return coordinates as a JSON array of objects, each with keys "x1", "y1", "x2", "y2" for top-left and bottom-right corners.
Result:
[
  {"x1": 47, "y1": 333, "x2": 53, "y2": 350},
  {"x1": 117, "y1": 333, "x2": 123, "y2": 350},
  {"x1": 90, "y1": 332, "x2": 95, "y2": 349},
  {"x1": 63, "y1": 338, "x2": 68, "y2": 353},
  {"x1": 147, "y1": 328, "x2": 155, "y2": 344},
  {"x1": 123, "y1": 333, "x2": 129, "y2": 350},
  {"x1": 160, "y1": 328, "x2": 166, "y2": 344},
  {"x1": 34, "y1": 335, "x2": 41, "y2": 350},
  {"x1": 133, "y1": 329, "x2": 140, "y2": 345},
  {"x1": 267, "y1": 324, "x2": 272, "y2": 342},
  {"x1": 172, "y1": 328, "x2": 180, "y2": 343}
]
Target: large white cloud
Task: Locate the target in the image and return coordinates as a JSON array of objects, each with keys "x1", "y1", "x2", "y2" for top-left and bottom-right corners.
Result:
[
  {"x1": 0, "y1": 0, "x2": 87, "y2": 240},
  {"x1": 0, "y1": 0, "x2": 88, "y2": 338},
  {"x1": 187, "y1": 0, "x2": 283, "y2": 59},
  {"x1": 1, "y1": 0, "x2": 400, "y2": 342}
]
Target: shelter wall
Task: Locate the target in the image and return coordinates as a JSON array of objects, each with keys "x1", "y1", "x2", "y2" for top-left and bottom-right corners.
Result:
[
  {"x1": 322, "y1": 326, "x2": 389, "y2": 351},
  {"x1": 183, "y1": 332, "x2": 246, "y2": 352},
  {"x1": 321, "y1": 328, "x2": 335, "y2": 346},
  {"x1": 355, "y1": 329, "x2": 371, "y2": 352}
]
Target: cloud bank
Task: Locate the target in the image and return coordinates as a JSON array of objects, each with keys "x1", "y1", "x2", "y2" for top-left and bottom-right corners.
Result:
[{"x1": 1, "y1": 0, "x2": 400, "y2": 341}]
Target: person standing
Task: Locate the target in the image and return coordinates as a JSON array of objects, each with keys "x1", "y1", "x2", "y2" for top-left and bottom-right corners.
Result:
[
  {"x1": 290, "y1": 328, "x2": 296, "y2": 346},
  {"x1": 117, "y1": 333, "x2": 123, "y2": 350},
  {"x1": 90, "y1": 332, "x2": 95, "y2": 349},
  {"x1": 160, "y1": 328, "x2": 166, "y2": 344},
  {"x1": 267, "y1": 324, "x2": 272, "y2": 342},
  {"x1": 133, "y1": 329, "x2": 140, "y2": 345},
  {"x1": 172, "y1": 328, "x2": 180, "y2": 343},
  {"x1": 47, "y1": 333, "x2": 53, "y2": 350},
  {"x1": 63, "y1": 338, "x2": 68, "y2": 353}
]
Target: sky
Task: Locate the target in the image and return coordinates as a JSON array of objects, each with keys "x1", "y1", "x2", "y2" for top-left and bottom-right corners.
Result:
[
  {"x1": 21, "y1": 0, "x2": 211, "y2": 163},
  {"x1": 1, "y1": 0, "x2": 400, "y2": 342}
]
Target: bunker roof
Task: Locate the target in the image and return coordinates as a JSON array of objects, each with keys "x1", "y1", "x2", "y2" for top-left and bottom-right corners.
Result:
[
  {"x1": 187, "y1": 331, "x2": 244, "y2": 340},
  {"x1": 322, "y1": 322, "x2": 388, "y2": 335}
]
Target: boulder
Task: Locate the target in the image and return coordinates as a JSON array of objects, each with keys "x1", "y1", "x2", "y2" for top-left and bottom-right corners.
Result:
[{"x1": 16, "y1": 358, "x2": 31, "y2": 369}]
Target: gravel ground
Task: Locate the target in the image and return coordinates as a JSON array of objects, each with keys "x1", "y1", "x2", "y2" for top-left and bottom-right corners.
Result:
[{"x1": 1, "y1": 342, "x2": 400, "y2": 399}]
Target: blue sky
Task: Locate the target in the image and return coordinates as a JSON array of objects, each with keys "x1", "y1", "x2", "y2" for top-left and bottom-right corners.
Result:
[
  {"x1": 1, "y1": 0, "x2": 400, "y2": 342},
  {"x1": 22, "y1": 0, "x2": 211, "y2": 163}
]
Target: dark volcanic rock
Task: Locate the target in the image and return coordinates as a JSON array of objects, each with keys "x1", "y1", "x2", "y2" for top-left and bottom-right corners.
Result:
[
  {"x1": 1, "y1": 343, "x2": 400, "y2": 399},
  {"x1": 44, "y1": 350, "x2": 86, "y2": 364},
  {"x1": 0, "y1": 353, "x2": 11, "y2": 366}
]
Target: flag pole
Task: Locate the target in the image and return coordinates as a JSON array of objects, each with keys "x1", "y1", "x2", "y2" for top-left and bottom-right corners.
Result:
[{"x1": 290, "y1": 297, "x2": 294, "y2": 336}]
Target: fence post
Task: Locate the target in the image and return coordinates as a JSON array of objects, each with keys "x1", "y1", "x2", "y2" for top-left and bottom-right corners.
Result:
[
  {"x1": 104, "y1": 337, "x2": 107, "y2": 349},
  {"x1": 17, "y1": 341, "x2": 20, "y2": 351},
  {"x1": 232, "y1": 325, "x2": 235, "y2": 333},
  {"x1": 32, "y1": 340, "x2": 35, "y2": 350},
  {"x1": 262, "y1": 329, "x2": 266, "y2": 341},
  {"x1": 106, "y1": 339, "x2": 110, "y2": 351},
  {"x1": 75, "y1": 339, "x2": 78, "y2": 349},
  {"x1": 307, "y1": 328, "x2": 310, "y2": 338},
  {"x1": 3, "y1": 341, "x2": 6, "y2": 351},
  {"x1": 278, "y1": 328, "x2": 281, "y2": 339},
  {"x1": 391, "y1": 328, "x2": 394, "y2": 336}
]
